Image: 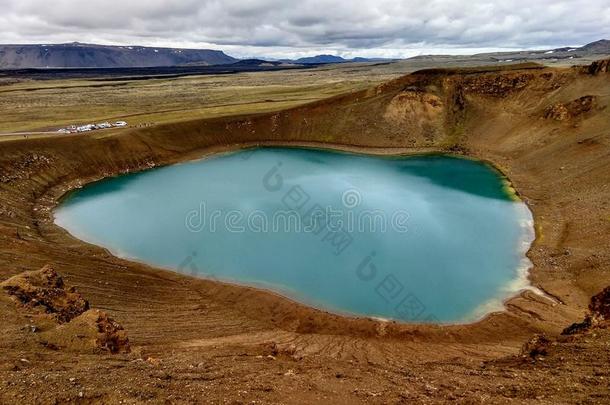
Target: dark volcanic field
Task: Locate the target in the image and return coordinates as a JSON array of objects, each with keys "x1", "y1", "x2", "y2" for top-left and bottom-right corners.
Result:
[{"x1": 0, "y1": 63, "x2": 315, "y2": 81}]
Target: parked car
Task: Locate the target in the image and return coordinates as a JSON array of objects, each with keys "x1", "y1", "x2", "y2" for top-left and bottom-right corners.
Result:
[
  {"x1": 114, "y1": 121, "x2": 128, "y2": 127},
  {"x1": 76, "y1": 124, "x2": 94, "y2": 132}
]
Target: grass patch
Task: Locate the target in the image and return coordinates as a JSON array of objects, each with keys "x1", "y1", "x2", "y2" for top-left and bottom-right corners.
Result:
[{"x1": 0, "y1": 64, "x2": 404, "y2": 134}]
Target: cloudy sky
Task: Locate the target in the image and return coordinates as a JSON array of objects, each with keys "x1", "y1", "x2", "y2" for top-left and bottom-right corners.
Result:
[{"x1": 1, "y1": 0, "x2": 609, "y2": 59}]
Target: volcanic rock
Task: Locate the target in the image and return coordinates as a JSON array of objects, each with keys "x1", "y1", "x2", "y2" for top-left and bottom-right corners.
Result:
[
  {"x1": 589, "y1": 286, "x2": 610, "y2": 320},
  {"x1": 521, "y1": 334, "x2": 551, "y2": 358},
  {"x1": 44, "y1": 309, "x2": 130, "y2": 354},
  {"x1": 1, "y1": 265, "x2": 89, "y2": 323}
]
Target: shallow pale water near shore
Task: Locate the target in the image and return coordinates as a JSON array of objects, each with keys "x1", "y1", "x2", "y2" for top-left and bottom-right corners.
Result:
[{"x1": 55, "y1": 148, "x2": 534, "y2": 323}]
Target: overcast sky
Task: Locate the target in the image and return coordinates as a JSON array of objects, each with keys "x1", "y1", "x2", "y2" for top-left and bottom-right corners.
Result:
[{"x1": 1, "y1": 0, "x2": 609, "y2": 59}]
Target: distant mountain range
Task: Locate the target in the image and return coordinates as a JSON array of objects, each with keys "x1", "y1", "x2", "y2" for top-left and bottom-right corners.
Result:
[
  {"x1": 578, "y1": 39, "x2": 610, "y2": 54},
  {"x1": 280, "y1": 54, "x2": 394, "y2": 64},
  {"x1": 226, "y1": 55, "x2": 392, "y2": 67},
  {"x1": 0, "y1": 40, "x2": 608, "y2": 69},
  {"x1": 477, "y1": 39, "x2": 610, "y2": 62},
  {"x1": 0, "y1": 43, "x2": 395, "y2": 69},
  {"x1": 409, "y1": 39, "x2": 610, "y2": 63},
  {"x1": 0, "y1": 42, "x2": 236, "y2": 68}
]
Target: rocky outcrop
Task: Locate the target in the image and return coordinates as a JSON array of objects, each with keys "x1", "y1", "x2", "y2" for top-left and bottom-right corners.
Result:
[
  {"x1": 461, "y1": 73, "x2": 534, "y2": 97},
  {"x1": 561, "y1": 315, "x2": 594, "y2": 335},
  {"x1": 582, "y1": 59, "x2": 610, "y2": 75},
  {"x1": 1, "y1": 265, "x2": 89, "y2": 323},
  {"x1": 544, "y1": 95, "x2": 598, "y2": 121},
  {"x1": 2, "y1": 265, "x2": 129, "y2": 354},
  {"x1": 521, "y1": 334, "x2": 552, "y2": 358},
  {"x1": 383, "y1": 89, "x2": 444, "y2": 142},
  {"x1": 0, "y1": 153, "x2": 52, "y2": 184},
  {"x1": 589, "y1": 286, "x2": 610, "y2": 319},
  {"x1": 562, "y1": 286, "x2": 610, "y2": 335},
  {"x1": 521, "y1": 287, "x2": 610, "y2": 359},
  {"x1": 45, "y1": 309, "x2": 130, "y2": 354}
]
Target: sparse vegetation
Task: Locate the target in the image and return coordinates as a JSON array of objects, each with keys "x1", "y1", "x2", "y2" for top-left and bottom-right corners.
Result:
[{"x1": 0, "y1": 63, "x2": 406, "y2": 134}]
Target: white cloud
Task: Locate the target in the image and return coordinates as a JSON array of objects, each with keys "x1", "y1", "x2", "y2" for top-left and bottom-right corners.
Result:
[{"x1": 0, "y1": 0, "x2": 608, "y2": 58}]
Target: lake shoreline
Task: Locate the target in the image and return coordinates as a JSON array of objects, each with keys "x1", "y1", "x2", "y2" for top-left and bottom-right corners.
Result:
[{"x1": 53, "y1": 145, "x2": 539, "y2": 326}]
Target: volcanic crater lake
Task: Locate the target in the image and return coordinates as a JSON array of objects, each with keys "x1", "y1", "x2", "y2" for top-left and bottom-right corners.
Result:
[{"x1": 55, "y1": 148, "x2": 535, "y2": 323}]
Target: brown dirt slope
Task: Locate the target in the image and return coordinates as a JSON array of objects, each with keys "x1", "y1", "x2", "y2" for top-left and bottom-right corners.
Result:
[{"x1": 0, "y1": 61, "x2": 609, "y2": 403}]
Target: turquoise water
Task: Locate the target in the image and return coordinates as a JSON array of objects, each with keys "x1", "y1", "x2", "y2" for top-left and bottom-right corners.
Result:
[{"x1": 55, "y1": 148, "x2": 534, "y2": 323}]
